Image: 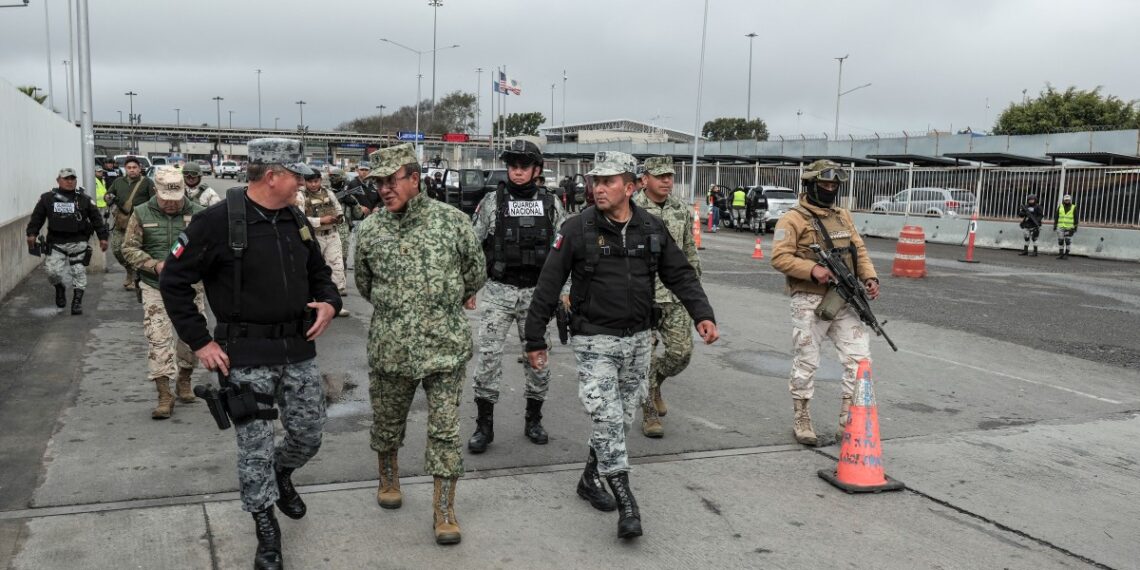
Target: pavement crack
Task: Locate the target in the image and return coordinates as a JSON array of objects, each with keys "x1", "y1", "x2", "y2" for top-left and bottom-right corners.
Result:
[{"x1": 201, "y1": 503, "x2": 221, "y2": 570}]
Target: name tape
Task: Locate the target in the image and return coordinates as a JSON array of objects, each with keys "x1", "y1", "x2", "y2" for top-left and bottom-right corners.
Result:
[{"x1": 507, "y1": 200, "x2": 544, "y2": 217}]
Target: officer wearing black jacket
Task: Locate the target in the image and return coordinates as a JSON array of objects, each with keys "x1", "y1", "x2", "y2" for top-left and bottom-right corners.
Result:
[
  {"x1": 159, "y1": 138, "x2": 341, "y2": 570},
  {"x1": 25, "y1": 167, "x2": 109, "y2": 314},
  {"x1": 523, "y1": 151, "x2": 719, "y2": 540},
  {"x1": 1017, "y1": 194, "x2": 1045, "y2": 256},
  {"x1": 346, "y1": 162, "x2": 380, "y2": 214}
]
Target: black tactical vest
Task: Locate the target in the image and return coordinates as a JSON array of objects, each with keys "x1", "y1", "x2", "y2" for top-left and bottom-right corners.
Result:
[
  {"x1": 47, "y1": 190, "x2": 90, "y2": 234},
  {"x1": 487, "y1": 187, "x2": 557, "y2": 285}
]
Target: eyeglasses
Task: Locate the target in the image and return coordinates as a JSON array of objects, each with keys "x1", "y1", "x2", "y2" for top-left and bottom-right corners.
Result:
[{"x1": 377, "y1": 170, "x2": 414, "y2": 189}]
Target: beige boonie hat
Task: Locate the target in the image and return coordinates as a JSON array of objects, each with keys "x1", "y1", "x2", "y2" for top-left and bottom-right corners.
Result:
[
  {"x1": 586, "y1": 151, "x2": 637, "y2": 176},
  {"x1": 154, "y1": 167, "x2": 186, "y2": 200},
  {"x1": 643, "y1": 156, "x2": 675, "y2": 176},
  {"x1": 366, "y1": 143, "x2": 418, "y2": 178}
]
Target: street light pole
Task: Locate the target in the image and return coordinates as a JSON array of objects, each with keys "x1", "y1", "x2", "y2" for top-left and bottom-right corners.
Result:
[
  {"x1": 212, "y1": 95, "x2": 223, "y2": 160},
  {"x1": 688, "y1": 0, "x2": 710, "y2": 205},
  {"x1": 125, "y1": 90, "x2": 137, "y2": 151},
  {"x1": 380, "y1": 38, "x2": 460, "y2": 154},
  {"x1": 551, "y1": 83, "x2": 555, "y2": 128},
  {"x1": 296, "y1": 100, "x2": 306, "y2": 129},
  {"x1": 255, "y1": 69, "x2": 263, "y2": 129},
  {"x1": 274, "y1": 117, "x2": 280, "y2": 129},
  {"x1": 63, "y1": 60, "x2": 72, "y2": 121},
  {"x1": 833, "y1": 55, "x2": 847, "y2": 139},
  {"x1": 475, "y1": 67, "x2": 483, "y2": 135},
  {"x1": 174, "y1": 108, "x2": 180, "y2": 126},
  {"x1": 42, "y1": 0, "x2": 56, "y2": 113},
  {"x1": 562, "y1": 70, "x2": 567, "y2": 140},
  {"x1": 745, "y1": 32, "x2": 757, "y2": 122},
  {"x1": 376, "y1": 105, "x2": 386, "y2": 132},
  {"x1": 429, "y1": 0, "x2": 442, "y2": 119},
  {"x1": 228, "y1": 110, "x2": 234, "y2": 129}
]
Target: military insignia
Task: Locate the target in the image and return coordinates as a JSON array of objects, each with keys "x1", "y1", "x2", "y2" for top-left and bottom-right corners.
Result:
[
  {"x1": 170, "y1": 232, "x2": 189, "y2": 258},
  {"x1": 299, "y1": 226, "x2": 313, "y2": 241},
  {"x1": 774, "y1": 228, "x2": 787, "y2": 242},
  {"x1": 597, "y1": 235, "x2": 606, "y2": 247},
  {"x1": 142, "y1": 223, "x2": 160, "y2": 228},
  {"x1": 553, "y1": 233, "x2": 564, "y2": 250}
]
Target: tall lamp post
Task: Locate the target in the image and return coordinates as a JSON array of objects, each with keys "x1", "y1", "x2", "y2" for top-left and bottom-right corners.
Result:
[
  {"x1": 380, "y1": 38, "x2": 460, "y2": 154},
  {"x1": 688, "y1": 0, "x2": 710, "y2": 205},
  {"x1": 833, "y1": 54, "x2": 870, "y2": 140},
  {"x1": 376, "y1": 105, "x2": 387, "y2": 132},
  {"x1": 174, "y1": 108, "x2": 180, "y2": 126},
  {"x1": 561, "y1": 70, "x2": 567, "y2": 140},
  {"x1": 274, "y1": 117, "x2": 280, "y2": 129},
  {"x1": 124, "y1": 90, "x2": 137, "y2": 151},
  {"x1": 212, "y1": 95, "x2": 223, "y2": 160},
  {"x1": 255, "y1": 69, "x2": 263, "y2": 129},
  {"x1": 428, "y1": 0, "x2": 443, "y2": 118},
  {"x1": 475, "y1": 67, "x2": 483, "y2": 135},
  {"x1": 296, "y1": 100, "x2": 307, "y2": 147},
  {"x1": 745, "y1": 32, "x2": 757, "y2": 122},
  {"x1": 228, "y1": 110, "x2": 234, "y2": 128}
]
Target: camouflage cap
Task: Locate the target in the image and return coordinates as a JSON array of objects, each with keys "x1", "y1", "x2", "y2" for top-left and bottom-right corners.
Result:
[
  {"x1": 366, "y1": 143, "x2": 418, "y2": 178},
  {"x1": 181, "y1": 161, "x2": 202, "y2": 175},
  {"x1": 586, "y1": 151, "x2": 637, "y2": 177},
  {"x1": 57, "y1": 167, "x2": 77, "y2": 178},
  {"x1": 154, "y1": 167, "x2": 186, "y2": 200},
  {"x1": 247, "y1": 137, "x2": 314, "y2": 177},
  {"x1": 643, "y1": 156, "x2": 675, "y2": 176}
]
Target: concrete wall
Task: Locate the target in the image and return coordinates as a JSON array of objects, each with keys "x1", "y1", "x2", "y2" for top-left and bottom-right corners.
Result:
[
  {"x1": 0, "y1": 77, "x2": 86, "y2": 300},
  {"x1": 852, "y1": 213, "x2": 1140, "y2": 262}
]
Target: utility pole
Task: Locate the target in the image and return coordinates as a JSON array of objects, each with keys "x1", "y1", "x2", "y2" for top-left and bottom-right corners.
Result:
[
  {"x1": 63, "y1": 61, "x2": 73, "y2": 121},
  {"x1": 551, "y1": 83, "x2": 556, "y2": 128},
  {"x1": 228, "y1": 110, "x2": 234, "y2": 128},
  {"x1": 255, "y1": 69, "x2": 263, "y2": 129},
  {"x1": 476, "y1": 67, "x2": 483, "y2": 136},
  {"x1": 125, "y1": 91, "x2": 137, "y2": 151},
  {"x1": 42, "y1": 0, "x2": 55, "y2": 113},
  {"x1": 296, "y1": 100, "x2": 306, "y2": 129},
  {"x1": 376, "y1": 105, "x2": 386, "y2": 131},
  {"x1": 562, "y1": 70, "x2": 567, "y2": 140},
  {"x1": 76, "y1": 0, "x2": 95, "y2": 193},
  {"x1": 174, "y1": 108, "x2": 180, "y2": 126},
  {"x1": 429, "y1": 0, "x2": 443, "y2": 121},
  {"x1": 688, "y1": 0, "x2": 710, "y2": 205},
  {"x1": 833, "y1": 54, "x2": 847, "y2": 140},
  {"x1": 212, "y1": 95, "x2": 223, "y2": 160},
  {"x1": 745, "y1": 32, "x2": 757, "y2": 122}
]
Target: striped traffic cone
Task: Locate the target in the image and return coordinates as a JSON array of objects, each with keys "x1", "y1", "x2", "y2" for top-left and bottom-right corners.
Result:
[{"x1": 818, "y1": 359, "x2": 905, "y2": 494}]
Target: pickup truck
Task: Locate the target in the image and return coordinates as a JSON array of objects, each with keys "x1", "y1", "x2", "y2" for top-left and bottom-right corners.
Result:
[{"x1": 217, "y1": 161, "x2": 241, "y2": 179}]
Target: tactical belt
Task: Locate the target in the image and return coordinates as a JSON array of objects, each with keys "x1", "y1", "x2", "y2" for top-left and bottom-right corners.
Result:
[
  {"x1": 215, "y1": 320, "x2": 307, "y2": 340},
  {"x1": 572, "y1": 318, "x2": 651, "y2": 338}
]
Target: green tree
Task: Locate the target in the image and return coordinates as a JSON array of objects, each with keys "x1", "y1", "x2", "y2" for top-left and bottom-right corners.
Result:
[
  {"x1": 493, "y1": 112, "x2": 546, "y2": 137},
  {"x1": 992, "y1": 85, "x2": 1138, "y2": 135},
  {"x1": 336, "y1": 90, "x2": 478, "y2": 135},
  {"x1": 701, "y1": 117, "x2": 769, "y2": 141},
  {"x1": 17, "y1": 85, "x2": 48, "y2": 104}
]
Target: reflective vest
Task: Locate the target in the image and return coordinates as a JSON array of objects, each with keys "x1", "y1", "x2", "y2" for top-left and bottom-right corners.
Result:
[
  {"x1": 95, "y1": 178, "x2": 107, "y2": 208},
  {"x1": 1056, "y1": 204, "x2": 1076, "y2": 229},
  {"x1": 732, "y1": 190, "x2": 746, "y2": 207}
]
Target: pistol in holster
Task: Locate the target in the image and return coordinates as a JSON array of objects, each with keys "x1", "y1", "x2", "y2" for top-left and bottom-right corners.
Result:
[
  {"x1": 555, "y1": 304, "x2": 571, "y2": 345},
  {"x1": 195, "y1": 371, "x2": 280, "y2": 431}
]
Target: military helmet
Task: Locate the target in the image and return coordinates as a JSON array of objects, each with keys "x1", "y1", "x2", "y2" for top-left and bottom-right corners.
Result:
[
  {"x1": 182, "y1": 162, "x2": 202, "y2": 176},
  {"x1": 328, "y1": 167, "x2": 346, "y2": 182},
  {"x1": 800, "y1": 159, "x2": 849, "y2": 183},
  {"x1": 499, "y1": 139, "x2": 544, "y2": 167},
  {"x1": 1026, "y1": 194, "x2": 1038, "y2": 202}
]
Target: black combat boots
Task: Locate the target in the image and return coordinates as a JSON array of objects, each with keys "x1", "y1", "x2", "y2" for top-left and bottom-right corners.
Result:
[
  {"x1": 252, "y1": 507, "x2": 282, "y2": 570},
  {"x1": 70, "y1": 289, "x2": 84, "y2": 315},
  {"x1": 274, "y1": 466, "x2": 306, "y2": 519},
  {"x1": 54, "y1": 283, "x2": 66, "y2": 308},
  {"x1": 577, "y1": 448, "x2": 616, "y2": 511},
  {"x1": 1019, "y1": 246, "x2": 1029, "y2": 256},
  {"x1": 1030, "y1": 246, "x2": 1038, "y2": 257},
  {"x1": 606, "y1": 471, "x2": 643, "y2": 539},
  {"x1": 467, "y1": 398, "x2": 494, "y2": 453},
  {"x1": 524, "y1": 398, "x2": 549, "y2": 444}
]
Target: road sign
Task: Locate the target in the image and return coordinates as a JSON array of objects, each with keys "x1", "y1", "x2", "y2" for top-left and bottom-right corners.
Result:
[{"x1": 397, "y1": 131, "x2": 425, "y2": 141}]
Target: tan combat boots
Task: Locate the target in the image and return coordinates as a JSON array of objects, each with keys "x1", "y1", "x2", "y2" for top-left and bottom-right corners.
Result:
[
  {"x1": 175, "y1": 368, "x2": 196, "y2": 403},
  {"x1": 152, "y1": 377, "x2": 174, "y2": 419},
  {"x1": 432, "y1": 477, "x2": 461, "y2": 545},
  {"x1": 792, "y1": 399, "x2": 818, "y2": 445},
  {"x1": 376, "y1": 452, "x2": 403, "y2": 509}
]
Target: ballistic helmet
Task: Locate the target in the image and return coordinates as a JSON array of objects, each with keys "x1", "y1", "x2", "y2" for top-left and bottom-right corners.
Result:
[{"x1": 499, "y1": 139, "x2": 544, "y2": 167}]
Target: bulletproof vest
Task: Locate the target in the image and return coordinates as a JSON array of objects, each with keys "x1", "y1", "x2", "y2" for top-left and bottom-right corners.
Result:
[
  {"x1": 46, "y1": 190, "x2": 89, "y2": 234},
  {"x1": 793, "y1": 205, "x2": 856, "y2": 271},
  {"x1": 487, "y1": 187, "x2": 557, "y2": 281},
  {"x1": 574, "y1": 209, "x2": 662, "y2": 314},
  {"x1": 134, "y1": 199, "x2": 202, "y2": 289},
  {"x1": 303, "y1": 188, "x2": 338, "y2": 229}
]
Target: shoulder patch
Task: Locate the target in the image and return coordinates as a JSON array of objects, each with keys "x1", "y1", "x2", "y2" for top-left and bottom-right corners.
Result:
[
  {"x1": 773, "y1": 228, "x2": 787, "y2": 242},
  {"x1": 170, "y1": 232, "x2": 189, "y2": 258},
  {"x1": 553, "y1": 233, "x2": 564, "y2": 250}
]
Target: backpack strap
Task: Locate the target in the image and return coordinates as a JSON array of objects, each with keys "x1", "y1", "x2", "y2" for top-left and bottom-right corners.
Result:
[{"x1": 226, "y1": 188, "x2": 247, "y2": 321}]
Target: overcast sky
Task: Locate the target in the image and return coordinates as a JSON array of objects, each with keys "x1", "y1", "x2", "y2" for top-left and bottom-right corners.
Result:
[{"x1": 2, "y1": 0, "x2": 1138, "y2": 138}]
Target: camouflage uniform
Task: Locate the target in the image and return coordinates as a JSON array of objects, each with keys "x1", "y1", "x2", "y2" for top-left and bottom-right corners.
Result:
[
  {"x1": 470, "y1": 190, "x2": 569, "y2": 404},
  {"x1": 355, "y1": 145, "x2": 486, "y2": 478},
  {"x1": 106, "y1": 174, "x2": 155, "y2": 288},
  {"x1": 186, "y1": 183, "x2": 221, "y2": 207},
  {"x1": 573, "y1": 331, "x2": 653, "y2": 474},
  {"x1": 44, "y1": 242, "x2": 90, "y2": 289},
  {"x1": 295, "y1": 187, "x2": 347, "y2": 292},
  {"x1": 231, "y1": 359, "x2": 327, "y2": 512}
]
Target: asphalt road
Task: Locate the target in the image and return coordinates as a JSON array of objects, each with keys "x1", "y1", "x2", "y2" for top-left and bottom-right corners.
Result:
[{"x1": 2, "y1": 191, "x2": 1138, "y2": 568}]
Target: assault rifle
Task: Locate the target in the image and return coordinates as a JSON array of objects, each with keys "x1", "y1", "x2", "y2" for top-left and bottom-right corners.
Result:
[{"x1": 808, "y1": 244, "x2": 898, "y2": 352}]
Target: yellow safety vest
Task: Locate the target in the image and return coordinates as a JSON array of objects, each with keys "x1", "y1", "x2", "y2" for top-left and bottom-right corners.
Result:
[
  {"x1": 732, "y1": 190, "x2": 746, "y2": 207},
  {"x1": 95, "y1": 178, "x2": 107, "y2": 208},
  {"x1": 1056, "y1": 204, "x2": 1076, "y2": 229}
]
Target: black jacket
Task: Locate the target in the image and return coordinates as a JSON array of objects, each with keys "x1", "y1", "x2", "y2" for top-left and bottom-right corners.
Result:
[
  {"x1": 347, "y1": 178, "x2": 380, "y2": 210},
  {"x1": 159, "y1": 191, "x2": 342, "y2": 367},
  {"x1": 26, "y1": 188, "x2": 109, "y2": 243},
  {"x1": 1018, "y1": 204, "x2": 1045, "y2": 229},
  {"x1": 524, "y1": 204, "x2": 714, "y2": 351}
]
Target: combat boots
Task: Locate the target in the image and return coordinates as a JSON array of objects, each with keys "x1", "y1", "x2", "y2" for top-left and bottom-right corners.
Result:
[
  {"x1": 53, "y1": 283, "x2": 66, "y2": 308},
  {"x1": 652, "y1": 381, "x2": 667, "y2": 416},
  {"x1": 641, "y1": 396, "x2": 664, "y2": 438},
  {"x1": 1018, "y1": 246, "x2": 1029, "y2": 256},
  {"x1": 577, "y1": 448, "x2": 617, "y2": 511},
  {"x1": 251, "y1": 507, "x2": 283, "y2": 570},
  {"x1": 467, "y1": 398, "x2": 494, "y2": 454},
  {"x1": 70, "y1": 288, "x2": 84, "y2": 315},
  {"x1": 524, "y1": 398, "x2": 549, "y2": 444},
  {"x1": 376, "y1": 451, "x2": 403, "y2": 509},
  {"x1": 432, "y1": 476, "x2": 461, "y2": 545},
  {"x1": 792, "y1": 399, "x2": 818, "y2": 446},
  {"x1": 152, "y1": 378, "x2": 174, "y2": 419},
  {"x1": 606, "y1": 472, "x2": 642, "y2": 539},
  {"x1": 175, "y1": 368, "x2": 196, "y2": 403},
  {"x1": 274, "y1": 466, "x2": 307, "y2": 519},
  {"x1": 1030, "y1": 246, "x2": 1038, "y2": 257},
  {"x1": 836, "y1": 396, "x2": 853, "y2": 440}
]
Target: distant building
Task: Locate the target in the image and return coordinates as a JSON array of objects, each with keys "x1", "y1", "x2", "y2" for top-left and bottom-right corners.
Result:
[{"x1": 541, "y1": 119, "x2": 699, "y2": 144}]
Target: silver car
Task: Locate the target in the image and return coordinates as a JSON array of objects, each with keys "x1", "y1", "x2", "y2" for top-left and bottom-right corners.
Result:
[{"x1": 870, "y1": 187, "x2": 977, "y2": 218}]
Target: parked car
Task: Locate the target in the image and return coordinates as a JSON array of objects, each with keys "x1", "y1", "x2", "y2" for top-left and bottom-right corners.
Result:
[
  {"x1": 150, "y1": 156, "x2": 169, "y2": 167},
  {"x1": 483, "y1": 169, "x2": 508, "y2": 193},
  {"x1": 217, "y1": 160, "x2": 241, "y2": 179},
  {"x1": 745, "y1": 185, "x2": 798, "y2": 233},
  {"x1": 195, "y1": 160, "x2": 214, "y2": 176},
  {"x1": 451, "y1": 169, "x2": 492, "y2": 215},
  {"x1": 870, "y1": 187, "x2": 976, "y2": 218}
]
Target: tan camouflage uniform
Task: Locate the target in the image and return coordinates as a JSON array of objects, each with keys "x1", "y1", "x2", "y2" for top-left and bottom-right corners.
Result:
[
  {"x1": 186, "y1": 183, "x2": 221, "y2": 207},
  {"x1": 355, "y1": 147, "x2": 485, "y2": 478},
  {"x1": 295, "y1": 187, "x2": 346, "y2": 292}
]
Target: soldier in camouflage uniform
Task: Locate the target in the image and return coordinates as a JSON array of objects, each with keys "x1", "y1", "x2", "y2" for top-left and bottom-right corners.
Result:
[
  {"x1": 524, "y1": 151, "x2": 718, "y2": 540},
  {"x1": 161, "y1": 138, "x2": 340, "y2": 570},
  {"x1": 631, "y1": 156, "x2": 702, "y2": 438},
  {"x1": 106, "y1": 157, "x2": 155, "y2": 290},
  {"x1": 121, "y1": 167, "x2": 207, "y2": 419},
  {"x1": 328, "y1": 167, "x2": 355, "y2": 270},
  {"x1": 770, "y1": 160, "x2": 879, "y2": 446},
  {"x1": 355, "y1": 143, "x2": 485, "y2": 546},
  {"x1": 467, "y1": 140, "x2": 569, "y2": 454},
  {"x1": 182, "y1": 161, "x2": 221, "y2": 206},
  {"x1": 295, "y1": 169, "x2": 349, "y2": 316}
]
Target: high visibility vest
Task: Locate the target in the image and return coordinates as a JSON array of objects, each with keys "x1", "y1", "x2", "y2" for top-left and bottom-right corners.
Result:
[
  {"x1": 732, "y1": 190, "x2": 746, "y2": 207},
  {"x1": 1057, "y1": 204, "x2": 1076, "y2": 229},
  {"x1": 95, "y1": 178, "x2": 107, "y2": 208}
]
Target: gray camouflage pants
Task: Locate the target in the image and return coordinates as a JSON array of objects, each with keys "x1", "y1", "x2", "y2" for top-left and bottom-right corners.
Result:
[
  {"x1": 789, "y1": 292, "x2": 871, "y2": 400},
  {"x1": 472, "y1": 280, "x2": 551, "y2": 403},
  {"x1": 572, "y1": 330, "x2": 651, "y2": 476},
  {"x1": 45, "y1": 241, "x2": 89, "y2": 289},
  {"x1": 231, "y1": 358, "x2": 326, "y2": 513}
]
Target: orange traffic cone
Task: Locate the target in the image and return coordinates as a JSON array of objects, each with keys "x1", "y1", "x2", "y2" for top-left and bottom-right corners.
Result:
[
  {"x1": 693, "y1": 203, "x2": 704, "y2": 250},
  {"x1": 818, "y1": 359, "x2": 905, "y2": 494},
  {"x1": 751, "y1": 237, "x2": 764, "y2": 260}
]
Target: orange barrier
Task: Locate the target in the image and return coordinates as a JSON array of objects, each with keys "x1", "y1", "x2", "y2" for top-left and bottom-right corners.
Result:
[
  {"x1": 958, "y1": 211, "x2": 980, "y2": 264},
  {"x1": 693, "y1": 203, "x2": 704, "y2": 250},
  {"x1": 891, "y1": 225, "x2": 926, "y2": 278},
  {"x1": 751, "y1": 237, "x2": 764, "y2": 260},
  {"x1": 818, "y1": 360, "x2": 905, "y2": 494}
]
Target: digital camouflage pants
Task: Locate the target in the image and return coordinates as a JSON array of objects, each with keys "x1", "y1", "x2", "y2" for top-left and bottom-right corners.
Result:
[
  {"x1": 110, "y1": 229, "x2": 136, "y2": 285},
  {"x1": 369, "y1": 367, "x2": 464, "y2": 478},
  {"x1": 648, "y1": 301, "x2": 693, "y2": 389},
  {"x1": 315, "y1": 229, "x2": 346, "y2": 292},
  {"x1": 44, "y1": 241, "x2": 88, "y2": 289},
  {"x1": 472, "y1": 280, "x2": 551, "y2": 403},
  {"x1": 140, "y1": 282, "x2": 203, "y2": 381},
  {"x1": 231, "y1": 359, "x2": 326, "y2": 513},
  {"x1": 789, "y1": 292, "x2": 871, "y2": 400},
  {"x1": 572, "y1": 331, "x2": 651, "y2": 476}
]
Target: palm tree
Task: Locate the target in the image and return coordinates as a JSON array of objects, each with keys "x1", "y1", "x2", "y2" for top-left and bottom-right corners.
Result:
[{"x1": 17, "y1": 85, "x2": 48, "y2": 105}]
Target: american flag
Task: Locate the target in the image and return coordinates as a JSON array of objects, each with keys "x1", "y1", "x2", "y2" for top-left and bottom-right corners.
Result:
[{"x1": 497, "y1": 71, "x2": 522, "y2": 96}]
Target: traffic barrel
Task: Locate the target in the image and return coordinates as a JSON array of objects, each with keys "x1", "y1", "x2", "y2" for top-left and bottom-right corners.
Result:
[
  {"x1": 818, "y1": 359, "x2": 905, "y2": 494},
  {"x1": 891, "y1": 225, "x2": 926, "y2": 278}
]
